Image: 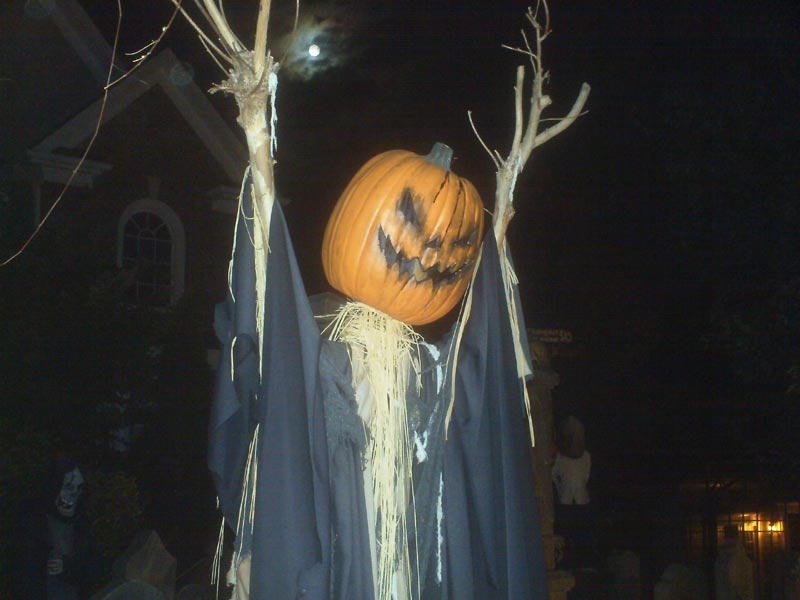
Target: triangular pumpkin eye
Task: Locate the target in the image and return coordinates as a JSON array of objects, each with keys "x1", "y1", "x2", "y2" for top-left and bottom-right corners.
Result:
[
  {"x1": 425, "y1": 236, "x2": 443, "y2": 249},
  {"x1": 453, "y1": 228, "x2": 479, "y2": 248},
  {"x1": 397, "y1": 188, "x2": 421, "y2": 229}
]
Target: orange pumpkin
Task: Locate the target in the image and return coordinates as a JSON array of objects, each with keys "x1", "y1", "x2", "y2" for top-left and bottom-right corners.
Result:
[{"x1": 322, "y1": 143, "x2": 484, "y2": 325}]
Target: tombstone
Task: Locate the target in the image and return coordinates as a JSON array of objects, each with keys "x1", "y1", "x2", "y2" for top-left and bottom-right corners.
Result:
[
  {"x1": 654, "y1": 563, "x2": 708, "y2": 600},
  {"x1": 177, "y1": 583, "x2": 209, "y2": 600},
  {"x1": 607, "y1": 550, "x2": 641, "y2": 600},
  {"x1": 787, "y1": 553, "x2": 800, "y2": 600},
  {"x1": 111, "y1": 530, "x2": 177, "y2": 599},
  {"x1": 769, "y1": 550, "x2": 790, "y2": 600},
  {"x1": 715, "y1": 525, "x2": 755, "y2": 600},
  {"x1": 92, "y1": 579, "x2": 166, "y2": 600}
]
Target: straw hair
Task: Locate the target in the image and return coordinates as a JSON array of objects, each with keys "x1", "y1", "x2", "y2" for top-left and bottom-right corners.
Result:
[
  {"x1": 228, "y1": 166, "x2": 271, "y2": 380},
  {"x1": 500, "y1": 242, "x2": 535, "y2": 445},
  {"x1": 326, "y1": 301, "x2": 422, "y2": 600}
]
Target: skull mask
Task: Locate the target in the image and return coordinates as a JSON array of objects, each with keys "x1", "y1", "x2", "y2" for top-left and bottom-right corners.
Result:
[{"x1": 55, "y1": 467, "x2": 84, "y2": 519}]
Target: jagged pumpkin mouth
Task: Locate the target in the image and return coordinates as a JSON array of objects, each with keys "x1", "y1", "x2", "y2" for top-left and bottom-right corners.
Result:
[{"x1": 377, "y1": 225, "x2": 475, "y2": 287}]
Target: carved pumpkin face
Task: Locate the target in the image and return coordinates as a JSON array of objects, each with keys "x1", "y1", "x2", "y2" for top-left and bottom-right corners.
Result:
[{"x1": 322, "y1": 143, "x2": 484, "y2": 325}]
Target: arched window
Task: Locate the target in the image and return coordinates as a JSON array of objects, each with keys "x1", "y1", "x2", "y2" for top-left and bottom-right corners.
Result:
[{"x1": 118, "y1": 199, "x2": 185, "y2": 306}]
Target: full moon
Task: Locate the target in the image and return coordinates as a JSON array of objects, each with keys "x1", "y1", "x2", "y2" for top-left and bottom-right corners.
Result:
[{"x1": 308, "y1": 44, "x2": 320, "y2": 57}]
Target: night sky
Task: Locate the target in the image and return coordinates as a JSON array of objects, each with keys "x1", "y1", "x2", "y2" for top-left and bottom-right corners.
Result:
[
  {"x1": 69, "y1": 0, "x2": 800, "y2": 468},
  {"x1": 1, "y1": 0, "x2": 799, "y2": 591},
  {"x1": 6, "y1": 0, "x2": 799, "y2": 507}
]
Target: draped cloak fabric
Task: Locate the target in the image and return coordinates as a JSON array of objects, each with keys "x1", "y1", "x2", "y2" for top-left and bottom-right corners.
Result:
[{"x1": 209, "y1": 184, "x2": 548, "y2": 599}]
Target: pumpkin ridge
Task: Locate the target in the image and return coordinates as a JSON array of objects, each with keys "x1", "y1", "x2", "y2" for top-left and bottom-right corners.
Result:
[
  {"x1": 349, "y1": 155, "x2": 421, "y2": 297},
  {"x1": 323, "y1": 150, "x2": 410, "y2": 278},
  {"x1": 326, "y1": 151, "x2": 407, "y2": 294},
  {"x1": 411, "y1": 265, "x2": 460, "y2": 324},
  {"x1": 422, "y1": 179, "x2": 450, "y2": 282},
  {"x1": 423, "y1": 177, "x2": 454, "y2": 270},
  {"x1": 435, "y1": 181, "x2": 459, "y2": 255},
  {"x1": 322, "y1": 145, "x2": 483, "y2": 325},
  {"x1": 451, "y1": 179, "x2": 468, "y2": 249},
  {"x1": 431, "y1": 171, "x2": 450, "y2": 204}
]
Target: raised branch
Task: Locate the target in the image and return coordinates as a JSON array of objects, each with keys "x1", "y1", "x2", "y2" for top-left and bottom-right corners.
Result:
[
  {"x1": 171, "y1": 0, "x2": 281, "y2": 376},
  {"x1": 467, "y1": 2, "x2": 589, "y2": 448},
  {"x1": 470, "y1": 2, "x2": 590, "y2": 249},
  {"x1": 2, "y1": 0, "x2": 125, "y2": 266},
  {"x1": 167, "y1": 0, "x2": 279, "y2": 219}
]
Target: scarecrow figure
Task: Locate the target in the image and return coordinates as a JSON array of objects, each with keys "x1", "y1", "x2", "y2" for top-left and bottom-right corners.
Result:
[
  {"x1": 189, "y1": 0, "x2": 588, "y2": 593},
  {"x1": 209, "y1": 143, "x2": 548, "y2": 599}
]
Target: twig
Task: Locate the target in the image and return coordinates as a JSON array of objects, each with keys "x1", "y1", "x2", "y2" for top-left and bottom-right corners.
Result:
[
  {"x1": 106, "y1": 0, "x2": 184, "y2": 89},
  {"x1": 468, "y1": 111, "x2": 499, "y2": 169},
  {"x1": 278, "y1": 0, "x2": 303, "y2": 64},
  {"x1": 292, "y1": 0, "x2": 301, "y2": 32},
  {"x1": 500, "y1": 44, "x2": 533, "y2": 59},
  {"x1": 510, "y1": 65, "x2": 525, "y2": 160},
  {"x1": 2, "y1": 0, "x2": 125, "y2": 266},
  {"x1": 253, "y1": 0, "x2": 272, "y2": 77},
  {"x1": 166, "y1": 0, "x2": 231, "y2": 64},
  {"x1": 171, "y1": 0, "x2": 281, "y2": 384},
  {"x1": 194, "y1": 0, "x2": 244, "y2": 55},
  {"x1": 521, "y1": 30, "x2": 536, "y2": 71},
  {"x1": 533, "y1": 82, "x2": 591, "y2": 146},
  {"x1": 469, "y1": 0, "x2": 590, "y2": 249},
  {"x1": 466, "y1": 1, "x2": 587, "y2": 448},
  {"x1": 198, "y1": 34, "x2": 229, "y2": 74}
]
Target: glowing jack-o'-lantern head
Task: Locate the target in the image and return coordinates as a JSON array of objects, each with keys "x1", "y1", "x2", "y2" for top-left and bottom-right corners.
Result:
[{"x1": 322, "y1": 143, "x2": 484, "y2": 325}]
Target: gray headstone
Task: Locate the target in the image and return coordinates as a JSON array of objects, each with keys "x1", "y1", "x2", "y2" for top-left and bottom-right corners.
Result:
[
  {"x1": 177, "y1": 583, "x2": 209, "y2": 600},
  {"x1": 93, "y1": 579, "x2": 166, "y2": 600},
  {"x1": 608, "y1": 550, "x2": 641, "y2": 600},
  {"x1": 111, "y1": 530, "x2": 177, "y2": 599},
  {"x1": 654, "y1": 563, "x2": 708, "y2": 600},
  {"x1": 715, "y1": 536, "x2": 755, "y2": 600}
]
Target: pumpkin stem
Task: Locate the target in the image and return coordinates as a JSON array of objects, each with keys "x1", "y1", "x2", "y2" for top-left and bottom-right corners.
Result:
[{"x1": 424, "y1": 143, "x2": 454, "y2": 172}]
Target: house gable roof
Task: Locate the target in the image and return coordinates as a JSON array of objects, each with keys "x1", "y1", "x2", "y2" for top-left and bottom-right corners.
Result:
[
  {"x1": 1, "y1": 0, "x2": 107, "y2": 159},
  {"x1": 33, "y1": 47, "x2": 247, "y2": 183},
  {"x1": 1, "y1": 0, "x2": 246, "y2": 184}
]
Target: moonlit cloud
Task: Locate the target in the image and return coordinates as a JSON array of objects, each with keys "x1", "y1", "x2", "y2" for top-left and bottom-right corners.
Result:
[{"x1": 273, "y1": 2, "x2": 362, "y2": 81}]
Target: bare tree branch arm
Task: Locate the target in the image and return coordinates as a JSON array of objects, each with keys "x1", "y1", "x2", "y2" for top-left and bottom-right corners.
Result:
[
  {"x1": 468, "y1": 111, "x2": 501, "y2": 169},
  {"x1": 534, "y1": 82, "x2": 591, "y2": 146},
  {"x1": 253, "y1": 0, "x2": 272, "y2": 76},
  {"x1": 510, "y1": 65, "x2": 525, "y2": 157},
  {"x1": 197, "y1": 0, "x2": 245, "y2": 54},
  {"x1": 167, "y1": 0, "x2": 232, "y2": 62}
]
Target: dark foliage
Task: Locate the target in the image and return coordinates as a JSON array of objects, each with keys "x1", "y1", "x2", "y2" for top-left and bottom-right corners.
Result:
[{"x1": 0, "y1": 213, "x2": 217, "y2": 594}]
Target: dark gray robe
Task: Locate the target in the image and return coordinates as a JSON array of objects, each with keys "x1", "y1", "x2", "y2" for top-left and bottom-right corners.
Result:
[{"x1": 209, "y1": 186, "x2": 548, "y2": 599}]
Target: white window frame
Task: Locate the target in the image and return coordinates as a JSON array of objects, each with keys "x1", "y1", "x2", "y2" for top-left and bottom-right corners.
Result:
[{"x1": 117, "y1": 198, "x2": 185, "y2": 305}]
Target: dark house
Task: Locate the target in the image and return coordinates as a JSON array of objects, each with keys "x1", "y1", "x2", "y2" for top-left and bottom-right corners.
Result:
[
  {"x1": 1, "y1": 4, "x2": 251, "y2": 584},
  {"x1": 2, "y1": 0, "x2": 247, "y2": 310}
]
